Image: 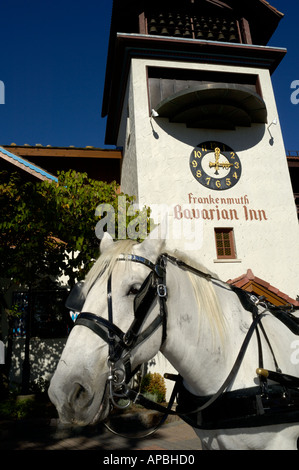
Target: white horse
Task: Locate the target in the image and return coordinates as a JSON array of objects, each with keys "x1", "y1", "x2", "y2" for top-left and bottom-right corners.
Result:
[{"x1": 49, "y1": 229, "x2": 299, "y2": 450}]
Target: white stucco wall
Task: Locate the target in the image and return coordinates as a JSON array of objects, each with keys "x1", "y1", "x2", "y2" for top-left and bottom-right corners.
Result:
[
  {"x1": 9, "y1": 337, "x2": 66, "y2": 388},
  {"x1": 120, "y1": 58, "x2": 299, "y2": 300}
]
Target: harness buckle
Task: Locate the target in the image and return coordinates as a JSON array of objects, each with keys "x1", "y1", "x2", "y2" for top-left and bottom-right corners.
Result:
[
  {"x1": 157, "y1": 284, "x2": 167, "y2": 298},
  {"x1": 252, "y1": 295, "x2": 267, "y2": 306},
  {"x1": 123, "y1": 332, "x2": 133, "y2": 347}
]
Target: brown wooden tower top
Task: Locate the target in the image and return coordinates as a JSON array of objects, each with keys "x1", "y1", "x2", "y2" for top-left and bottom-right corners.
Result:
[
  {"x1": 102, "y1": 0, "x2": 285, "y2": 144},
  {"x1": 106, "y1": 0, "x2": 283, "y2": 46}
]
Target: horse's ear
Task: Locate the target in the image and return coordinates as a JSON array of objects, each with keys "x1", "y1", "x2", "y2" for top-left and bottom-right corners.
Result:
[{"x1": 100, "y1": 232, "x2": 114, "y2": 253}]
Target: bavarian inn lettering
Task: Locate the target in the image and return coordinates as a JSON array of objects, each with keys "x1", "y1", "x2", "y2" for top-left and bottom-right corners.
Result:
[{"x1": 174, "y1": 193, "x2": 268, "y2": 222}]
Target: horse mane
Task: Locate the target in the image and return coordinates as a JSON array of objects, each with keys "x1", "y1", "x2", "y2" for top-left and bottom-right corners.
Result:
[
  {"x1": 166, "y1": 249, "x2": 226, "y2": 343},
  {"x1": 83, "y1": 239, "x2": 226, "y2": 342}
]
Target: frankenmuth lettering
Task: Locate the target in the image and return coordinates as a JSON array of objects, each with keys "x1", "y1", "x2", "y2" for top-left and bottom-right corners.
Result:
[{"x1": 188, "y1": 192, "x2": 250, "y2": 206}]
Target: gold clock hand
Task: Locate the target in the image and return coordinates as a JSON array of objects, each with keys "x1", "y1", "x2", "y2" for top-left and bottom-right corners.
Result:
[
  {"x1": 209, "y1": 147, "x2": 221, "y2": 175},
  {"x1": 219, "y1": 162, "x2": 233, "y2": 169}
]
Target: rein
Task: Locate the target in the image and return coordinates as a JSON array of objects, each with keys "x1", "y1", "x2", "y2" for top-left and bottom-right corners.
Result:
[{"x1": 68, "y1": 252, "x2": 299, "y2": 434}]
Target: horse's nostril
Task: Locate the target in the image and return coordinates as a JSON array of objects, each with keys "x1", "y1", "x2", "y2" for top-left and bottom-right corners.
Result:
[
  {"x1": 75, "y1": 384, "x2": 85, "y2": 400},
  {"x1": 71, "y1": 383, "x2": 94, "y2": 409}
]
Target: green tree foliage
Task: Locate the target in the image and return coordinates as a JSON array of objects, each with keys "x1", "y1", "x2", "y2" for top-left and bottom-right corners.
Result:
[
  {"x1": 0, "y1": 169, "x2": 148, "y2": 288},
  {"x1": 0, "y1": 169, "x2": 150, "y2": 394},
  {"x1": 36, "y1": 170, "x2": 123, "y2": 286},
  {"x1": 0, "y1": 171, "x2": 59, "y2": 287},
  {"x1": 140, "y1": 372, "x2": 166, "y2": 403}
]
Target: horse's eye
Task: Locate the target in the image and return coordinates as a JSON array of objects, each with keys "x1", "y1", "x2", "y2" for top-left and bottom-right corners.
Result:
[{"x1": 127, "y1": 286, "x2": 140, "y2": 296}]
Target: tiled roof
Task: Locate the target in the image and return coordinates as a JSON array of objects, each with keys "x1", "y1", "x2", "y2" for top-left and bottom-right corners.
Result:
[
  {"x1": 3, "y1": 144, "x2": 122, "y2": 159},
  {"x1": 0, "y1": 146, "x2": 58, "y2": 182},
  {"x1": 227, "y1": 269, "x2": 299, "y2": 307}
]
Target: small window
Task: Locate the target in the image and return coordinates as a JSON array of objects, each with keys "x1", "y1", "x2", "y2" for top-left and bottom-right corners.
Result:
[{"x1": 214, "y1": 228, "x2": 236, "y2": 260}]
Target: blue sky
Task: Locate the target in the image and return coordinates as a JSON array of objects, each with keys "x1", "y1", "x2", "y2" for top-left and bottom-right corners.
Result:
[{"x1": 0, "y1": 0, "x2": 298, "y2": 151}]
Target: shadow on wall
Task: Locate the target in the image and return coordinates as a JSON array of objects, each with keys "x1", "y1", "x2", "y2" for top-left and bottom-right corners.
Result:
[
  {"x1": 9, "y1": 338, "x2": 66, "y2": 389},
  {"x1": 153, "y1": 118, "x2": 266, "y2": 152}
]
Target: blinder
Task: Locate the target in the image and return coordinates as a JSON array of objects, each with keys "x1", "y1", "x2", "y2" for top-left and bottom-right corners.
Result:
[
  {"x1": 122, "y1": 271, "x2": 160, "y2": 348},
  {"x1": 66, "y1": 266, "x2": 162, "y2": 325},
  {"x1": 65, "y1": 281, "x2": 86, "y2": 313},
  {"x1": 134, "y1": 272, "x2": 156, "y2": 318},
  {"x1": 66, "y1": 259, "x2": 163, "y2": 320}
]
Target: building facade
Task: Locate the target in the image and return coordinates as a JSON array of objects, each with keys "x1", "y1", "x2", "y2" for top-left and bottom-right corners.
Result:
[{"x1": 102, "y1": 0, "x2": 299, "y2": 304}]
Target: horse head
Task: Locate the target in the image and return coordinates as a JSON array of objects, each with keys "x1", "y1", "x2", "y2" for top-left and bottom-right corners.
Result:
[{"x1": 48, "y1": 229, "x2": 166, "y2": 426}]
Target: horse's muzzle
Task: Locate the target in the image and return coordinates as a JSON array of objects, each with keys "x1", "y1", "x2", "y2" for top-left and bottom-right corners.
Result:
[{"x1": 48, "y1": 375, "x2": 110, "y2": 426}]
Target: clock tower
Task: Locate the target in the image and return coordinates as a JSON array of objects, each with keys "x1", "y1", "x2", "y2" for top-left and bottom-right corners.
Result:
[{"x1": 102, "y1": 0, "x2": 299, "y2": 302}]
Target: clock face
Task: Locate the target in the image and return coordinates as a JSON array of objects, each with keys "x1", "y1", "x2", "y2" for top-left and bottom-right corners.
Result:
[{"x1": 190, "y1": 141, "x2": 242, "y2": 190}]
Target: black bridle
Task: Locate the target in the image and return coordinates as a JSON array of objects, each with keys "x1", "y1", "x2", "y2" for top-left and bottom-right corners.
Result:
[{"x1": 67, "y1": 253, "x2": 169, "y2": 409}]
